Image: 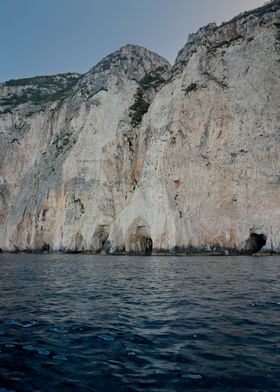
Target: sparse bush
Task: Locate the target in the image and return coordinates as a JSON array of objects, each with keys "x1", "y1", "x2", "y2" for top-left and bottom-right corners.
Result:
[
  {"x1": 129, "y1": 66, "x2": 168, "y2": 126},
  {"x1": 1, "y1": 75, "x2": 79, "y2": 109},
  {"x1": 129, "y1": 88, "x2": 150, "y2": 127},
  {"x1": 139, "y1": 67, "x2": 166, "y2": 91}
]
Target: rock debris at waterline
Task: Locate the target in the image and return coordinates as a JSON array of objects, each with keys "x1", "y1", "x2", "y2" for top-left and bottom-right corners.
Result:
[{"x1": 0, "y1": 1, "x2": 280, "y2": 254}]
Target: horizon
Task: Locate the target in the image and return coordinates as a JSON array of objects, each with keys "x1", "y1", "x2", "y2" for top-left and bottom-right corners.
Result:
[{"x1": 1, "y1": 0, "x2": 265, "y2": 83}]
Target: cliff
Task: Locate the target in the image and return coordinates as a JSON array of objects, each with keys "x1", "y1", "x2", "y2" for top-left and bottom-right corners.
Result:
[{"x1": 1, "y1": 1, "x2": 280, "y2": 255}]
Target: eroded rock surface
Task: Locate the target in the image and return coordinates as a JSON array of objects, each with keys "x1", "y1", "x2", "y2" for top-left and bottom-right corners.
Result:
[{"x1": 1, "y1": 1, "x2": 280, "y2": 254}]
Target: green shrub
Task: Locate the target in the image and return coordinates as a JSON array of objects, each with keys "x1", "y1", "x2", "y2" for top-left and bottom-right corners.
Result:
[
  {"x1": 129, "y1": 88, "x2": 150, "y2": 127},
  {"x1": 139, "y1": 68, "x2": 166, "y2": 91},
  {"x1": 2, "y1": 75, "x2": 79, "y2": 108}
]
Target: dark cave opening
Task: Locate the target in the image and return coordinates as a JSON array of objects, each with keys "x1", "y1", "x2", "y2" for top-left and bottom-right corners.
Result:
[
  {"x1": 41, "y1": 243, "x2": 50, "y2": 253},
  {"x1": 245, "y1": 232, "x2": 267, "y2": 254},
  {"x1": 91, "y1": 225, "x2": 110, "y2": 254},
  {"x1": 141, "y1": 237, "x2": 153, "y2": 255}
]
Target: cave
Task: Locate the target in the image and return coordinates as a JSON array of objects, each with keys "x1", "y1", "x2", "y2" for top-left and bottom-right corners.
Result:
[
  {"x1": 245, "y1": 232, "x2": 267, "y2": 254},
  {"x1": 41, "y1": 243, "x2": 50, "y2": 253},
  {"x1": 127, "y1": 218, "x2": 153, "y2": 255},
  {"x1": 91, "y1": 225, "x2": 110, "y2": 253},
  {"x1": 141, "y1": 236, "x2": 153, "y2": 255}
]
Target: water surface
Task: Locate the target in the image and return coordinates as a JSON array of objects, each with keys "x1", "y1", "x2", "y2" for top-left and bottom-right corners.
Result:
[{"x1": 0, "y1": 254, "x2": 279, "y2": 391}]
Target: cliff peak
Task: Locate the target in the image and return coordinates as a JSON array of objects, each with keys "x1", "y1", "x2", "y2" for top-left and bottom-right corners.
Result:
[{"x1": 88, "y1": 43, "x2": 171, "y2": 82}]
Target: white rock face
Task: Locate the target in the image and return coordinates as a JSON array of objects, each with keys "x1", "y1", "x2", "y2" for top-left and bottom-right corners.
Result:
[{"x1": 1, "y1": 1, "x2": 280, "y2": 254}]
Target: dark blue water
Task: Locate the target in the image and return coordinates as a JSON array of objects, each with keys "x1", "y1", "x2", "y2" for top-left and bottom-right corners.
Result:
[{"x1": 0, "y1": 254, "x2": 279, "y2": 392}]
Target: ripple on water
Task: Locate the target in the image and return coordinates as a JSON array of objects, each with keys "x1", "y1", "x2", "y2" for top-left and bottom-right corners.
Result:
[
  {"x1": 22, "y1": 345, "x2": 50, "y2": 355},
  {"x1": 181, "y1": 374, "x2": 203, "y2": 380},
  {"x1": 0, "y1": 254, "x2": 279, "y2": 391},
  {"x1": 3, "y1": 320, "x2": 23, "y2": 326},
  {"x1": 22, "y1": 321, "x2": 38, "y2": 328},
  {"x1": 52, "y1": 354, "x2": 68, "y2": 361},
  {"x1": 98, "y1": 334, "x2": 115, "y2": 341},
  {"x1": 37, "y1": 347, "x2": 50, "y2": 356},
  {"x1": 129, "y1": 334, "x2": 154, "y2": 345},
  {"x1": 3, "y1": 320, "x2": 38, "y2": 328},
  {"x1": 49, "y1": 327, "x2": 69, "y2": 334}
]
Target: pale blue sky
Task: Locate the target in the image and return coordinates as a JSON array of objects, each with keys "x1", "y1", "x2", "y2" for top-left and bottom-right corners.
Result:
[{"x1": 0, "y1": 0, "x2": 265, "y2": 82}]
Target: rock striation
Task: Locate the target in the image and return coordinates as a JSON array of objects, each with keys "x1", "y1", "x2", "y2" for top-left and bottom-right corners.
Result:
[{"x1": 1, "y1": 1, "x2": 280, "y2": 254}]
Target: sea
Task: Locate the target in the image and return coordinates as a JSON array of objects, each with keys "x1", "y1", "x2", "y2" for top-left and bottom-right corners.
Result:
[{"x1": 0, "y1": 254, "x2": 279, "y2": 391}]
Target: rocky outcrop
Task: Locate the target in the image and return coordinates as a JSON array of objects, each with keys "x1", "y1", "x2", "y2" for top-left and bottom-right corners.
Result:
[{"x1": 1, "y1": 1, "x2": 280, "y2": 254}]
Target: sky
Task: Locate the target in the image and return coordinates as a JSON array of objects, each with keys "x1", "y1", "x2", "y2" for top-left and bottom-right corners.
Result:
[{"x1": 0, "y1": 0, "x2": 265, "y2": 82}]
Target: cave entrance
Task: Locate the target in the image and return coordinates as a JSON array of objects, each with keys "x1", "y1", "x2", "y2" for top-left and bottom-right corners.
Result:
[
  {"x1": 245, "y1": 232, "x2": 267, "y2": 254},
  {"x1": 41, "y1": 243, "x2": 50, "y2": 253},
  {"x1": 140, "y1": 236, "x2": 153, "y2": 255},
  {"x1": 91, "y1": 225, "x2": 110, "y2": 253},
  {"x1": 127, "y1": 219, "x2": 153, "y2": 255}
]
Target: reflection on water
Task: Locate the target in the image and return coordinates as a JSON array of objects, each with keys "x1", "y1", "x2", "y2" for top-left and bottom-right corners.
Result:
[{"x1": 0, "y1": 254, "x2": 279, "y2": 391}]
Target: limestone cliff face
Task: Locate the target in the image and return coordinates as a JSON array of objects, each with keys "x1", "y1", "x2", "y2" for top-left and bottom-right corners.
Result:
[{"x1": 1, "y1": 1, "x2": 280, "y2": 254}]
